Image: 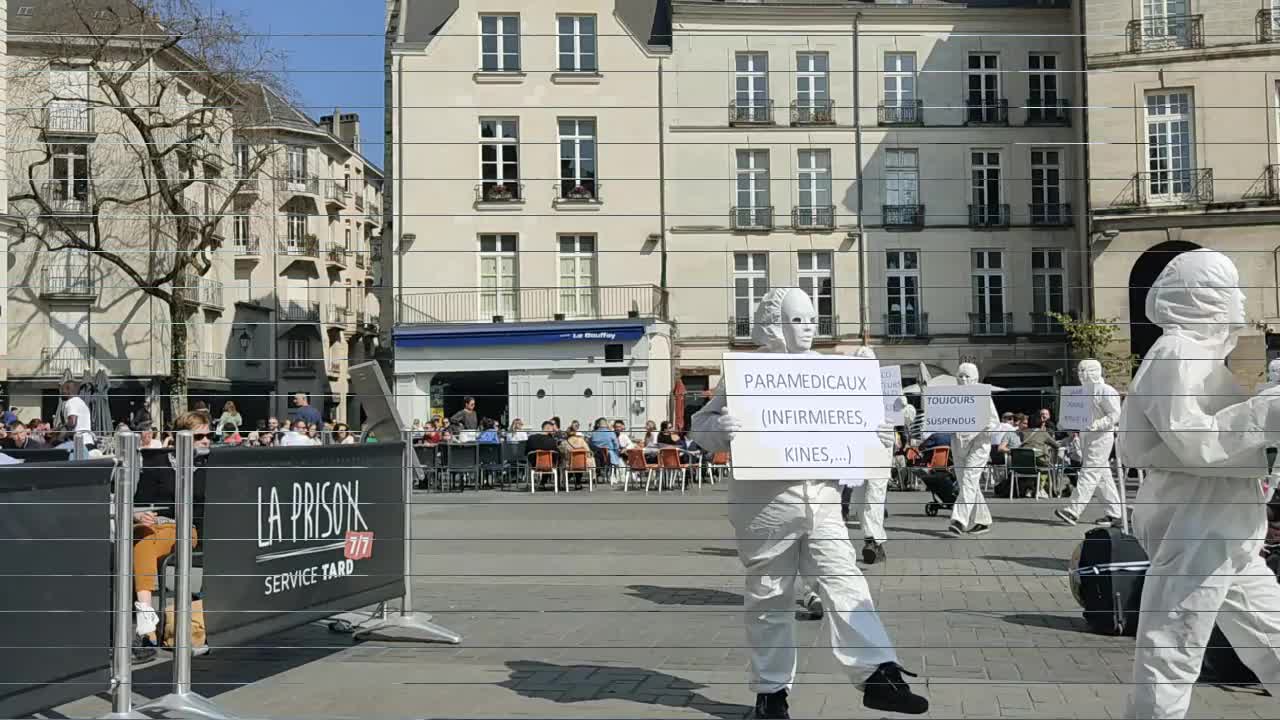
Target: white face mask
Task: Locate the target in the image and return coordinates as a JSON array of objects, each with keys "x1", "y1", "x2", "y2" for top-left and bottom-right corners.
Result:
[
  {"x1": 1078, "y1": 360, "x2": 1104, "y2": 385},
  {"x1": 778, "y1": 290, "x2": 818, "y2": 354},
  {"x1": 956, "y1": 363, "x2": 979, "y2": 386},
  {"x1": 1268, "y1": 360, "x2": 1280, "y2": 384}
]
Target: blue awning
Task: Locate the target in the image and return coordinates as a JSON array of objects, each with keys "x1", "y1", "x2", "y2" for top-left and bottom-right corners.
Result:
[{"x1": 394, "y1": 320, "x2": 647, "y2": 348}]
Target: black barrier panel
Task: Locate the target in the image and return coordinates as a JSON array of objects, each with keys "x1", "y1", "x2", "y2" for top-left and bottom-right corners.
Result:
[
  {"x1": 0, "y1": 459, "x2": 114, "y2": 719},
  {"x1": 199, "y1": 443, "x2": 406, "y2": 646},
  {"x1": 3, "y1": 448, "x2": 73, "y2": 463}
]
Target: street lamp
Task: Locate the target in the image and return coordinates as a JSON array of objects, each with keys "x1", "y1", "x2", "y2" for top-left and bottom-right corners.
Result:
[{"x1": 238, "y1": 329, "x2": 251, "y2": 352}]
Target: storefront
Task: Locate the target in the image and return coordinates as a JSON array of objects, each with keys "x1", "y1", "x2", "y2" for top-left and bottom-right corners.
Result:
[{"x1": 393, "y1": 319, "x2": 674, "y2": 431}]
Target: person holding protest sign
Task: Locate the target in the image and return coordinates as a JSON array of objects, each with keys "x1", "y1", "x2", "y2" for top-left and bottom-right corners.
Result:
[
  {"x1": 947, "y1": 363, "x2": 998, "y2": 536},
  {"x1": 1054, "y1": 359, "x2": 1123, "y2": 527},
  {"x1": 690, "y1": 288, "x2": 928, "y2": 719}
]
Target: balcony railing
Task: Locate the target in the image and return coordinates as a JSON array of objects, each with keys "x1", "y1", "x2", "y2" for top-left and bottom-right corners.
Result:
[
  {"x1": 965, "y1": 97, "x2": 1009, "y2": 125},
  {"x1": 553, "y1": 181, "x2": 601, "y2": 204},
  {"x1": 878, "y1": 101, "x2": 923, "y2": 126},
  {"x1": 1245, "y1": 165, "x2": 1280, "y2": 203},
  {"x1": 39, "y1": 180, "x2": 93, "y2": 215},
  {"x1": 324, "y1": 180, "x2": 346, "y2": 205},
  {"x1": 355, "y1": 309, "x2": 369, "y2": 331},
  {"x1": 884, "y1": 312, "x2": 928, "y2": 340},
  {"x1": 278, "y1": 301, "x2": 321, "y2": 322},
  {"x1": 1259, "y1": 9, "x2": 1280, "y2": 42},
  {"x1": 1030, "y1": 311, "x2": 1068, "y2": 337},
  {"x1": 326, "y1": 242, "x2": 348, "y2": 267},
  {"x1": 730, "y1": 313, "x2": 839, "y2": 340},
  {"x1": 729, "y1": 99, "x2": 774, "y2": 126},
  {"x1": 969, "y1": 312, "x2": 1013, "y2": 337},
  {"x1": 1030, "y1": 202, "x2": 1073, "y2": 227},
  {"x1": 277, "y1": 236, "x2": 320, "y2": 258},
  {"x1": 231, "y1": 177, "x2": 259, "y2": 196},
  {"x1": 1026, "y1": 98, "x2": 1071, "y2": 126},
  {"x1": 817, "y1": 314, "x2": 837, "y2": 338},
  {"x1": 475, "y1": 182, "x2": 524, "y2": 203},
  {"x1": 792, "y1": 205, "x2": 836, "y2": 230},
  {"x1": 367, "y1": 205, "x2": 380, "y2": 224},
  {"x1": 882, "y1": 204, "x2": 925, "y2": 229},
  {"x1": 40, "y1": 265, "x2": 95, "y2": 298},
  {"x1": 354, "y1": 192, "x2": 365, "y2": 211},
  {"x1": 398, "y1": 285, "x2": 667, "y2": 325},
  {"x1": 188, "y1": 351, "x2": 227, "y2": 378},
  {"x1": 197, "y1": 277, "x2": 223, "y2": 308},
  {"x1": 969, "y1": 204, "x2": 1011, "y2": 229},
  {"x1": 326, "y1": 304, "x2": 351, "y2": 327},
  {"x1": 731, "y1": 206, "x2": 774, "y2": 231},
  {"x1": 731, "y1": 315, "x2": 752, "y2": 341},
  {"x1": 354, "y1": 250, "x2": 367, "y2": 269},
  {"x1": 233, "y1": 237, "x2": 261, "y2": 257},
  {"x1": 42, "y1": 347, "x2": 95, "y2": 376},
  {"x1": 42, "y1": 104, "x2": 94, "y2": 136},
  {"x1": 275, "y1": 174, "x2": 319, "y2": 196},
  {"x1": 791, "y1": 98, "x2": 835, "y2": 126},
  {"x1": 1127, "y1": 14, "x2": 1203, "y2": 53},
  {"x1": 1112, "y1": 169, "x2": 1215, "y2": 208}
]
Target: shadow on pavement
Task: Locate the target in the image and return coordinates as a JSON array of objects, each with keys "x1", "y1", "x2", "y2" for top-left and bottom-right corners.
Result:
[
  {"x1": 502, "y1": 660, "x2": 754, "y2": 719},
  {"x1": 982, "y1": 554, "x2": 1070, "y2": 572},
  {"x1": 626, "y1": 584, "x2": 744, "y2": 606},
  {"x1": 689, "y1": 547, "x2": 739, "y2": 558},
  {"x1": 1002, "y1": 612, "x2": 1094, "y2": 634}
]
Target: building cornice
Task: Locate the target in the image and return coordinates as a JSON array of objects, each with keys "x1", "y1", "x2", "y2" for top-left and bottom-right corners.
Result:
[
  {"x1": 673, "y1": 0, "x2": 1069, "y2": 24},
  {"x1": 1088, "y1": 41, "x2": 1280, "y2": 70}
]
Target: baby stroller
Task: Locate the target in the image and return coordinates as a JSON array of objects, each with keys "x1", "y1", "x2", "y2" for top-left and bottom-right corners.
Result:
[{"x1": 918, "y1": 447, "x2": 958, "y2": 517}]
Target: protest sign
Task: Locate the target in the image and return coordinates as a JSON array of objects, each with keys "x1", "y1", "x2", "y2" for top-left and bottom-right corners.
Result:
[
  {"x1": 880, "y1": 365, "x2": 904, "y2": 424},
  {"x1": 922, "y1": 384, "x2": 993, "y2": 433},
  {"x1": 1059, "y1": 385, "x2": 1094, "y2": 431},
  {"x1": 721, "y1": 353, "x2": 884, "y2": 482}
]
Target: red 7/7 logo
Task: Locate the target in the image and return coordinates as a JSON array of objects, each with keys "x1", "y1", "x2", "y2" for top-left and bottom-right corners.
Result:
[{"x1": 344, "y1": 531, "x2": 374, "y2": 561}]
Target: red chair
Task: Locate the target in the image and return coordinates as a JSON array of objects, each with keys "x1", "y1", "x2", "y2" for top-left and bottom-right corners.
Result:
[
  {"x1": 658, "y1": 447, "x2": 690, "y2": 493},
  {"x1": 709, "y1": 451, "x2": 732, "y2": 483},
  {"x1": 567, "y1": 448, "x2": 595, "y2": 492},
  {"x1": 528, "y1": 450, "x2": 558, "y2": 493},
  {"x1": 626, "y1": 447, "x2": 658, "y2": 493}
]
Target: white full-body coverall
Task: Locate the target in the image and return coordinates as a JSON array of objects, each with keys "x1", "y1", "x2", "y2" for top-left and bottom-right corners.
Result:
[
  {"x1": 1259, "y1": 358, "x2": 1280, "y2": 502},
  {"x1": 1062, "y1": 360, "x2": 1124, "y2": 521},
  {"x1": 1119, "y1": 249, "x2": 1280, "y2": 719},
  {"x1": 948, "y1": 365, "x2": 999, "y2": 530},
  {"x1": 843, "y1": 347, "x2": 895, "y2": 546},
  {"x1": 690, "y1": 311, "x2": 898, "y2": 693}
]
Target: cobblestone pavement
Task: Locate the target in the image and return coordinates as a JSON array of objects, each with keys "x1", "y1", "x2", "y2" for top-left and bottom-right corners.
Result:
[{"x1": 52, "y1": 482, "x2": 1277, "y2": 719}]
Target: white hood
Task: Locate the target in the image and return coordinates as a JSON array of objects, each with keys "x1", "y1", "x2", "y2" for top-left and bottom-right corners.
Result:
[{"x1": 1145, "y1": 249, "x2": 1246, "y2": 354}]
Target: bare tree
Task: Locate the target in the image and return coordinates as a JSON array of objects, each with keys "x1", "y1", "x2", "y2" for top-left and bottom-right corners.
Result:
[{"x1": 9, "y1": 0, "x2": 286, "y2": 417}]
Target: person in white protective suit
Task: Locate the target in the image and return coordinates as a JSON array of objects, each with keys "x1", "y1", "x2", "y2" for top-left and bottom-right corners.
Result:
[
  {"x1": 1259, "y1": 358, "x2": 1280, "y2": 502},
  {"x1": 689, "y1": 288, "x2": 928, "y2": 719},
  {"x1": 845, "y1": 346, "x2": 894, "y2": 564},
  {"x1": 947, "y1": 363, "x2": 999, "y2": 536},
  {"x1": 1120, "y1": 249, "x2": 1280, "y2": 720},
  {"x1": 1054, "y1": 359, "x2": 1124, "y2": 526}
]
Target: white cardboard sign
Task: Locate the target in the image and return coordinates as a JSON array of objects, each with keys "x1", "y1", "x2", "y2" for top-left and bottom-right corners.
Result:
[
  {"x1": 922, "y1": 385, "x2": 993, "y2": 433},
  {"x1": 880, "y1": 365, "x2": 904, "y2": 425},
  {"x1": 721, "y1": 352, "x2": 885, "y2": 483},
  {"x1": 1058, "y1": 386, "x2": 1094, "y2": 431}
]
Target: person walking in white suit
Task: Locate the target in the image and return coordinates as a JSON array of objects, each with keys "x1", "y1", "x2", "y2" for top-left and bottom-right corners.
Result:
[
  {"x1": 689, "y1": 288, "x2": 928, "y2": 719},
  {"x1": 1120, "y1": 249, "x2": 1280, "y2": 719},
  {"x1": 947, "y1": 363, "x2": 998, "y2": 536},
  {"x1": 1055, "y1": 359, "x2": 1124, "y2": 526}
]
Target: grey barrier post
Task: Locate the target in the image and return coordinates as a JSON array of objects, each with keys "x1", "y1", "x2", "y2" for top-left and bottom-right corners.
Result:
[
  {"x1": 73, "y1": 432, "x2": 89, "y2": 461},
  {"x1": 100, "y1": 431, "x2": 147, "y2": 719},
  {"x1": 352, "y1": 432, "x2": 461, "y2": 644},
  {"x1": 136, "y1": 431, "x2": 242, "y2": 720}
]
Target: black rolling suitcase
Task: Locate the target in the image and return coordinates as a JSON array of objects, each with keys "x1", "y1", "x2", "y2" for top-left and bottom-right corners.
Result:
[{"x1": 1071, "y1": 527, "x2": 1149, "y2": 636}]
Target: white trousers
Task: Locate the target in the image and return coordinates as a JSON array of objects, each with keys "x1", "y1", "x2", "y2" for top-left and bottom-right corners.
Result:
[
  {"x1": 730, "y1": 480, "x2": 898, "y2": 693},
  {"x1": 848, "y1": 477, "x2": 888, "y2": 544},
  {"x1": 1064, "y1": 465, "x2": 1123, "y2": 520},
  {"x1": 950, "y1": 441, "x2": 992, "y2": 530}
]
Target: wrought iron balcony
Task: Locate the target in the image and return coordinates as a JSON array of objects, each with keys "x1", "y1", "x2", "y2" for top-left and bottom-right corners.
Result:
[
  {"x1": 1025, "y1": 98, "x2": 1071, "y2": 126},
  {"x1": 1029, "y1": 203, "x2": 1073, "y2": 227},
  {"x1": 878, "y1": 100, "x2": 923, "y2": 126},
  {"x1": 278, "y1": 301, "x2": 321, "y2": 323},
  {"x1": 325, "y1": 303, "x2": 350, "y2": 327},
  {"x1": 969, "y1": 312, "x2": 1013, "y2": 337},
  {"x1": 40, "y1": 265, "x2": 95, "y2": 298},
  {"x1": 1259, "y1": 8, "x2": 1280, "y2": 42},
  {"x1": 964, "y1": 98, "x2": 1009, "y2": 125},
  {"x1": 1030, "y1": 311, "x2": 1069, "y2": 337},
  {"x1": 791, "y1": 98, "x2": 835, "y2": 126},
  {"x1": 233, "y1": 237, "x2": 260, "y2": 257},
  {"x1": 884, "y1": 312, "x2": 928, "y2": 340},
  {"x1": 231, "y1": 177, "x2": 259, "y2": 196},
  {"x1": 277, "y1": 235, "x2": 320, "y2": 258},
  {"x1": 882, "y1": 204, "x2": 925, "y2": 230},
  {"x1": 969, "y1": 204, "x2": 1010, "y2": 229},
  {"x1": 731, "y1": 315, "x2": 752, "y2": 341},
  {"x1": 1244, "y1": 165, "x2": 1280, "y2": 203},
  {"x1": 188, "y1": 351, "x2": 226, "y2": 378},
  {"x1": 817, "y1": 314, "x2": 837, "y2": 338},
  {"x1": 792, "y1": 205, "x2": 835, "y2": 230},
  {"x1": 354, "y1": 192, "x2": 365, "y2": 211},
  {"x1": 475, "y1": 182, "x2": 524, "y2": 203},
  {"x1": 367, "y1": 204, "x2": 380, "y2": 224},
  {"x1": 1127, "y1": 14, "x2": 1203, "y2": 53},
  {"x1": 324, "y1": 180, "x2": 347, "y2": 206},
  {"x1": 177, "y1": 273, "x2": 223, "y2": 309},
  {"x1": 553, "y1": 180, "x2": 601, "y2": 204},
  {"x1": 1112, "y1": 169, "x2": 1214, "y2": 208},
  {"x1": 729, "y1": 99, "x2": 774, "y2": 126},
  {"x1": 42, "y1": 104, "x2": 94, "y2": 136},
  {"x1": 42, "y1": 347, "x2": 95, "y2": 376},
  {"x1": 398, "y1": 285, "x2": 667, "y2": 325},
  {"x1": 731, "y1": 206, "x2": 774, "y2": 231},
  {"x1": 275, "y1": 174, "x2": 319, "y2": 196},
  {"x1": 39, "y1": 180, "x2": 93, "y2": 215},
  {"x1": 326, "y1": 242, "x2": 348, "y2": 267}
]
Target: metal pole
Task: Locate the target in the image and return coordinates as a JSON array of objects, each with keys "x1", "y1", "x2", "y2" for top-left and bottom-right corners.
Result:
[
  {"x1": 400, "y1": 431, "x2": 414, "y2": 617},
  {"x1": 74, "y1": 431, "x2": 89, "y2": 461},
  {"x1": 101, "y1": 432, "x2": 146, "y2": 720}
]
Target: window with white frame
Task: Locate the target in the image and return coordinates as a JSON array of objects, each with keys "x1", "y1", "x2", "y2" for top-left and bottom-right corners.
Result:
[
  {"x1": 233, "y1": 212, "x2": 250, "y2": 246},
  {"x1": 558, "y1": 235, "x2": 596, "y2": 318},
  {"x1": 796, "y1": 149, "x2": 832, "y2": 227},
  {"x1": 286, "y1": 146, "x2": 306, "y2": 182},
  {"x1": 795, "y1": 53, "x2": 830, "y2": 122},
  {"x1": 966, "y1": 53, "x2": 1001, "y2": 122},
  {"x1": 971, "y1": 250, "x2": 1006, "y2": 335},
  {"x1": 480, "y1": 15, "x2": 520, "y2": 72},
  {"x1": 1030, "y1": 148, "x2": 1065, "y2": 224},
  {"x1": 733, "y1": 53, "x2": 770, "y2": 123},
  {"x1": 883, "y1": 53, "x2": 917, "y2": 123},
  {"x1": 558, "y1": 118, "x2": 597, "y2": 199},
  {"x1": 286, "y1": 206, "x2": 308, "y2": 246},
  {"x1": 735, "y1": 150, "x2": 770, "y2": 228},
  {"x1": 884, "y1": 149, "x2": 920, "y2": 226},
  {"x1": 970, "y1": 150, "x2": 1004, "y2": 225},
  {"x1": 50, "y1": 143, "x2": 90, "y2": 205},
  {"x1": 1141, "y1": 0, "x2": 1192, "y2": 49},
  {"x1": 344, "y1": 227, "x2": 352, "y2": 252},
  {"x1": 797, "y1": 251, "x2": 834, "y2": 336},
  {"x1": 1144, "y1": 90, "x2": 1195, "y2": 203},
  {"x1": 233, "y1": 142, "x2": 251, "y2": 180},
  {"x1": 1027, "y1": 53, "x2": 1060, "y2": 121},
  {"x1": 733, "y1": 252, "x2": 769, "y2": 338},
  {"x1": 480, "y1": 118, "x2": 520, "y2": 201},
  {"x1": 479, "y1": 234, "x2": 518, "y2": 320},
  {"x1": 557, "y1": 15, "x2": 597, "y2": 72},
  {"x1": 286, "y1": 336, "x2": 310, "y2": 370},
  {"x1": 885, "y1": 250, "x2": 921, "y2": 336},
  {"x1": 1032, "y1": 248, "x2": 1066, "y2": 334}
]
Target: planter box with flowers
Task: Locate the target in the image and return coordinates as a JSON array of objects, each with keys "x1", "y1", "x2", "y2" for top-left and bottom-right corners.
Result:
[{"x1": 553, "y1": 181, "x2": 602, "y2": 209}]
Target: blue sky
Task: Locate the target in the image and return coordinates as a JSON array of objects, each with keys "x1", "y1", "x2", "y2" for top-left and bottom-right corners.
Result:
[{"x1": 218, "y1": 0, "x2": 385, "y2": 168}]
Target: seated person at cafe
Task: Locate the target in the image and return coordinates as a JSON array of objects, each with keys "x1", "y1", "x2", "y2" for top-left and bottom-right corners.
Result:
[
  {"x1": 477, "y1": 419, "x2": 501, "y2": 444},
  {"x1": 920, "y1": 431, "x2": 952, "y2": 453},
  {"x1": 508, "y1": 418, "x2": 528, "y2": 442},
  {"x1": 526, "y1": 421, "x2": 560, "y2": 463},
  {"x1": 1, "y1": 422, "x2": 46, "y2": 450},
  {"x1": 558, "y1": 427, "x2": 596, "y2": 469},
  {"x1": 1017, "y1": 413, "x2": 1060, "y2": 464},
  {"x1": 589, "y1": 417, "x2": 623, "y2": 467},
  {"x1": 614, "y1": 420, "x2": 635, "y2": 452}
]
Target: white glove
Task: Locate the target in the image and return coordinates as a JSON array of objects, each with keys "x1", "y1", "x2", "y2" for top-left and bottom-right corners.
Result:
[
  {"x1": 715, "y1": 413, "x2": 741, "y2": 445},
  {"x1": 876, "y1": 424, "x2": 895, "y2": 448}
]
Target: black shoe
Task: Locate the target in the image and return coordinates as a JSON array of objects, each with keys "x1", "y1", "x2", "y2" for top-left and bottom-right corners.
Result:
[
  {"x1": 947, "y1": 521, "x2": 964, "y2": 536},
  {"x1": 862, "y1": 540, "x2": 887, "y2": 565},
  {"x1": 754, "y1": 689, "x2": 790, "y2": 719},
  {"x1": 863, "y1": 663, "x2": 929, "y2": 715},
  {"x1": 796, "y1": 594, "x2": 824, "y2": 621},
  {"x1": 132, "y1": 636, "x2": 157, "y2": 665},
  {"x1": 1054, "y1": 509, "x2": 1078, "y2": 526},
  {"x1": 968, "y1": 524, "x2": 991, "y2": 536}
]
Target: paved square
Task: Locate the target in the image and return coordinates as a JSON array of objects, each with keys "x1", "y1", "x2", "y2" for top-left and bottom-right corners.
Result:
[{"x1": 51, "y1": 482, "x2": 1276, "y2": 719}]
